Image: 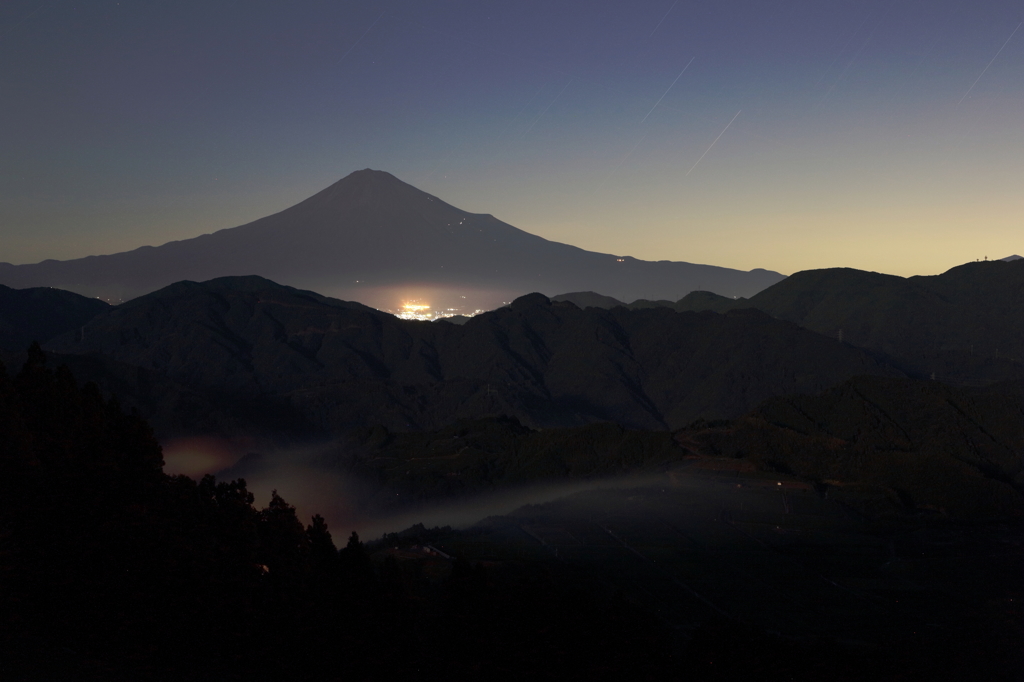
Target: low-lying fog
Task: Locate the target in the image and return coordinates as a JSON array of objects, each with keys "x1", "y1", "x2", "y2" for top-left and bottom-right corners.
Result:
[
  {"x1": 159, "y1": 435, "x2": 1021, "y2": 656},
  {"x1": 230, "y1": 457, "x2": 670, "y2": 540},
  {"x1": 162, "y1": 436, "x2": 689, "y2": 539}
]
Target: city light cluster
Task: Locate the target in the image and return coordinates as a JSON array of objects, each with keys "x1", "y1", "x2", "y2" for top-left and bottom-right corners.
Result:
[{"x1": 393, "y1": 301, "x2": 485, "y2": 321}]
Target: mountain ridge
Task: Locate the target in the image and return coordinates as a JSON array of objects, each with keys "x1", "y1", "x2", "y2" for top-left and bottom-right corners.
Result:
[
  {"x1": 42, "y1": 274, "x2": 900, "y2": 438},
  {"x1": 555, "y1": 259, "x2": 1024, "y2": 385},
  {"x1": 0, "y1": 284, "x2": 109, "y2": 351},
  {"x1": 0, "y1": 170, "x2": 784, "y2": 311}
]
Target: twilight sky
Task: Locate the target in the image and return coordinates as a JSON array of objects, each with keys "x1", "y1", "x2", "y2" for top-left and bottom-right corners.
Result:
[{"x1": 2, "y1": 0, "x2": 1021, "y2": 277}]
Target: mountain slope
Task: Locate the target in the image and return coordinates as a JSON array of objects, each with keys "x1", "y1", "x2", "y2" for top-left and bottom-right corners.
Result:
[
  {"x1": 44, "y1": 276, "x2": 900, "y2": 437},
  {"x1": 562, "y1": 259, "x2": 1024, "y2": 384},
  {"x1": 0, "y1": 170, "x2": 784, "y2": 312},
  {"x1": 0, "y1": 285, "x2": 109, "y2": 351},
  {"x1": 550, "y1": 291, "x2": 625, "y2": 309},
  {"x1": 742, "y1": 261, "x2": 1024, "y2": 383},
  {"x1": 676, "y1": 375, "x2": 1024, "y2": 520}
]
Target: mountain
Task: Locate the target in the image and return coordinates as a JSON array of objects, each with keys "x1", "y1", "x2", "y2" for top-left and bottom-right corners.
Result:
[
  {"x1": 43, "y1": 275, "x2": 900, "y2": 439},
  {"x1": 676, "y1": 375, "x2": 1024, "y2": 520},
  {"x1": 555, "y1": 289, "x2": 738, "y2": 313},
  {"x1": 550, "y1": 291, "x2": 625, "y2": 309},
  {"x1": 734, "y1": 261, "x2": 1024, "y2": 383},
  {"x1": 0, "y1": 170, "x2": 785, "y2": 313},
  {"x1": 0, "y1": 285, "x2": 109, "y2": 351},
  {"x1": 561, "y1": 259, "x2": 1024, "y2": 385}
]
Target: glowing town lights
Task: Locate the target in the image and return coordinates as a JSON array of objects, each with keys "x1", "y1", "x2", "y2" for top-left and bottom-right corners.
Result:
[
  {"x1": 391, "y1": 300, "x2": 485, "y2": 322},
  {"x1": 396, "y1": 301, "x2": 433, "y2": 321}
]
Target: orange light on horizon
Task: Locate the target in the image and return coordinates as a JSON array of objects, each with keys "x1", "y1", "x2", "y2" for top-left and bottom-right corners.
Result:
[
  {"x1": 396, "y1": 300, "x2": 434, "y2": 321},
  {"x1": 387, "y1": 293, "x2": 488, "y2": 321}
]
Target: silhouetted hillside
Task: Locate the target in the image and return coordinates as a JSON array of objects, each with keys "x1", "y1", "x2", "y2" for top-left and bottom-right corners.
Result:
[
  {"x1": 312, "y1": 418, "x2": 684, "y2": 507},
  {"x1": 743, "y1": 261, "x2": 1024, "y2": 383},
  {"x1": 44, "y1": 276, "x2": 901, "y2": 439},
  {"x1": 554, "y1": 289, "x2": 740, "y2": 313},
  {"x1": 676, "y1": 375, "x2": 1024, "y2": 520},
  {"x1": 566, "y1": 260, "x2": 1024, "y2": 385},
  {"x1": 0, "y1": 284, "x2": 108, "y2": 350},
  {"x1": 550, "y1": 291, "x2": 626, "y2": 309},
  {"x1": 673, "y1": 290, "x2": 740, "y2": 313},
  {"x1": 0, "y1": 170, "x2": 785, "y2": 312}
]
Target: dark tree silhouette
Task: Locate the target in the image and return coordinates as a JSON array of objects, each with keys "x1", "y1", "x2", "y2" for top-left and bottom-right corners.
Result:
[
  {"x1": 307, "y1": 513, "x2": 338, "y2": 576},
  {"x1": 0, "y1": 346, "x2": 745, "y2": 681}
]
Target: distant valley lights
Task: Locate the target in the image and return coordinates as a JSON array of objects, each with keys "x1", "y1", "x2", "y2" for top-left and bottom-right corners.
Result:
[{"x1": 394, "y1": 300, "x2": 484, "y2": 321}]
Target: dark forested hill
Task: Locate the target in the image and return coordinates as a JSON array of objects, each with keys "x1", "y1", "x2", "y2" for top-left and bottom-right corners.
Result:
[
  {"x1": 558, "y1": 259, "x2": 1024, "y2": 384},
  {"x1": 740, "y1": 260, "x2": 1024, "y2": 382},
  {"x1": 43, "y1": 275, "x2": 901, "y2": 439},
  {"x1": 550, "y1": 291, "x2": 627, "y2": 309},
  {"x1": 0, "y1": 284, "x2": 108, "y2": 350},
  {"x1": 676, "y1": 375, "x2": 1024, "y2": 520}
]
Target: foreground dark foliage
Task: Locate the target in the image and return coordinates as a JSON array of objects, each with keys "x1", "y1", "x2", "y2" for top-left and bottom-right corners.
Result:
[{"x1": 0, "y1": 347, "x2": 677, "y2": 680}]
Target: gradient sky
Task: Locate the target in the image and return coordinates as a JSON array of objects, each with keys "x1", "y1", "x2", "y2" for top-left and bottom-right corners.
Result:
[{"x1": 2, "y1": 0, "x2": 1021, "y2": 277}]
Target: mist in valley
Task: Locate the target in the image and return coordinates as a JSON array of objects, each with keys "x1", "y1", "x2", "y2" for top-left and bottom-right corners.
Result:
[
  {"x1": 213, "y1": 441, "x2": 1023, "y2": 656},
  {"x1": 185, "y1": 436, "x2": 676, "y2": 540}
]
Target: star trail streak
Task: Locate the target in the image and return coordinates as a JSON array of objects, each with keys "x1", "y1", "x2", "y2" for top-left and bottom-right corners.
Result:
[{"x1": 686, "y1": 110, "x2": 741, "y2": 177}]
